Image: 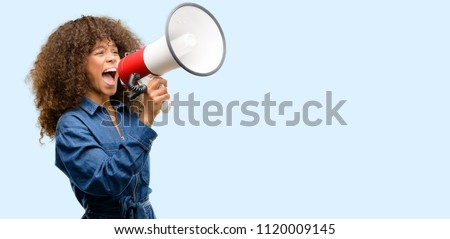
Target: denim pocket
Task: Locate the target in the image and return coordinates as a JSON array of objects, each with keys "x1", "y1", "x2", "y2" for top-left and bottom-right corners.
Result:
[{"x1": 102, "y1": 142, "x2": 118, "y2": 156}]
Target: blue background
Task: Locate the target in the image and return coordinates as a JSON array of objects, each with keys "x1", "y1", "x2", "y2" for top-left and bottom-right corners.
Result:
[{"x1": 1, "y1": 0, "x2": 449, "y2": 218}]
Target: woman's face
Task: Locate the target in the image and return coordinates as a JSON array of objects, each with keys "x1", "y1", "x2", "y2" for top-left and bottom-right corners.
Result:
[{"x1": 85, "y1": 39, "x2": 120, "y2": 104}]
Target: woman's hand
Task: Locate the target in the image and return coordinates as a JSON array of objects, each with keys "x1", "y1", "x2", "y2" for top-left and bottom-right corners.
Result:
[{"x1": 140, "y1": 76, "x2": 170, "y2": 127}]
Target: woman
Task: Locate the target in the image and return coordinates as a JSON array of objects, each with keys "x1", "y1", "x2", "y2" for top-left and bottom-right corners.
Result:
[{"x1": 28, "y1": 15, "x2": 169, "y2": 219}]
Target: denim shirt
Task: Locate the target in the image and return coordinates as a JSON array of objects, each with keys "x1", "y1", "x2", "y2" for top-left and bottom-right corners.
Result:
[{"x1": 55, "y1": 97, "x2": 157, "y2": 218}]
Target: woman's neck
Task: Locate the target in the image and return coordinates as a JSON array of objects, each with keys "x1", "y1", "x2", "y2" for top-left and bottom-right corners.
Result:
[{"x1": 85, "y1": 92, "x2": 111, "y2": 107}]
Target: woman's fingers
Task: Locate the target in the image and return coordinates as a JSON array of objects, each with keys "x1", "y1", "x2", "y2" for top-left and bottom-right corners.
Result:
[
  {"x1": 142, "y1": 76, "x2": 170, "y2": 109},
  {"x1": 147, "y1": 77, "x2": 167, "y2": 91}
]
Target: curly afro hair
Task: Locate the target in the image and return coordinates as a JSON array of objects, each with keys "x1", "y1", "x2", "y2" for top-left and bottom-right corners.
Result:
[{"x1": 29, "y1": 15, "x2": 143, "y2": 142}]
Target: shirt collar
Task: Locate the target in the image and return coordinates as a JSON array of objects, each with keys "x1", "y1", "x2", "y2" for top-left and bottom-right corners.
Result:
[{"x1": 80, "y1": 96, "x2": 127, "y2": 116}]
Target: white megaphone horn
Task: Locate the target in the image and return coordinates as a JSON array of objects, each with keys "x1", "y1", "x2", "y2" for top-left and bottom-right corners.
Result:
[{"x1": 117, "y1": 2, "x2": 226, "y2": 112}]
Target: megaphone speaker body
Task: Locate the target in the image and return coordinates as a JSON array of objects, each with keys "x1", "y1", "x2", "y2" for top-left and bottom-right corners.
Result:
[
  {"x1": 117, "y1": 2, "x2": 226, "y2": 88},
  {"x1": 117, "y1": 37, "x2": 179, "y2": 81}
]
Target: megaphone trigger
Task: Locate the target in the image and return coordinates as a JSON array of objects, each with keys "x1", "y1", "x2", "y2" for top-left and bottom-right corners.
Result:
[{"x1": 126, "y1": 73, "x2": 147, "y2": 100}]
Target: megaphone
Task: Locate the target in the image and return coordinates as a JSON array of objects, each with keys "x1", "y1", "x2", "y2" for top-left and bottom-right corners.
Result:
[{"x1": 117, "y1": 2, "x2": 226, "y2": 112}]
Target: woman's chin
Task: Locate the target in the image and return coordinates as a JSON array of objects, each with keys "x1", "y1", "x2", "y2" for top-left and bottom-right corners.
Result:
[{"x1": 103, "y1": 86, "x2": 118, "y2": 96}]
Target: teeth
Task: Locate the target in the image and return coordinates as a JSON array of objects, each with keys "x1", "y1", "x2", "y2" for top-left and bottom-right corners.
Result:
[{"x1": 103, "y1": 68, "x2": 117, "y2": 73}]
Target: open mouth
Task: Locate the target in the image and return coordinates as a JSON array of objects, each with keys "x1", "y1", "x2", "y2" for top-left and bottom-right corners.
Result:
[{"x1": 102, "y1": 68, "x2": 117, "y2": 86}]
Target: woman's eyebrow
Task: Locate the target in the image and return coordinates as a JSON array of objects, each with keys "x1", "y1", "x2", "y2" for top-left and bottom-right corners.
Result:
[
  {"x1": 94, "y1": 44, "x2": 118, "y2": 50},
  {"x1": 92, "y1": 45, "x2": 107, "y2": 51}
]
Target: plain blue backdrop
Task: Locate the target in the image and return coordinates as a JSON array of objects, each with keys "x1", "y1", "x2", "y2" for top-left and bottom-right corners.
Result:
[{"x1": 1, "y1": 0, "x2": 449, "y2": 218}]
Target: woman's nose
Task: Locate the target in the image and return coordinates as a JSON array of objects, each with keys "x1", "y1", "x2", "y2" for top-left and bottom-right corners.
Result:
[{"x1": 107, "y1": 53, "x2": 118, "y2": 63}]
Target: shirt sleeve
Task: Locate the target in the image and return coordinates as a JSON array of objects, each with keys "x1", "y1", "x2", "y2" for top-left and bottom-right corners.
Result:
[{"x1": 55, "y1": 113, "x2": 157, "y2": 197}]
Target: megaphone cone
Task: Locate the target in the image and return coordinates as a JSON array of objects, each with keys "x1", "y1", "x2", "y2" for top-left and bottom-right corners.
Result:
[{"x1": 117, "y1": 3, "x2": 226, "y2": 113}]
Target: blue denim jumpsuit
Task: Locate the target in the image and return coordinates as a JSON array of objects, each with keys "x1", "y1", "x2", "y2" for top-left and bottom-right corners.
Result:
[{"x1": 55, "y1": 97, "x2": 157, "y2": 219}]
